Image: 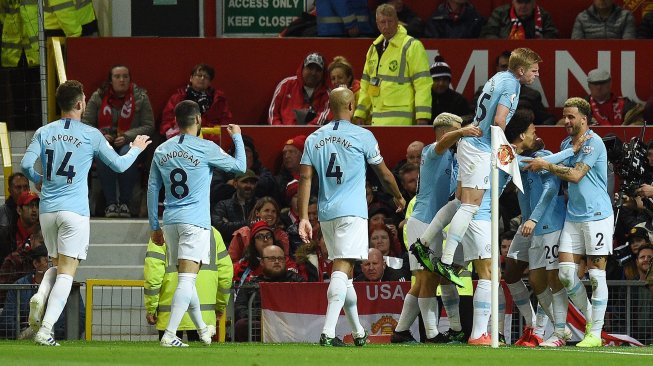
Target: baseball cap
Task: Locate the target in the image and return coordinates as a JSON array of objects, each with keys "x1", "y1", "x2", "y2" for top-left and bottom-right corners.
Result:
[
  {"x1": 587, "y1": 69, "x2": 611, "y2": 84},
  {"x1": 251, "y1": 220, "x2": 273, "y2": 238},
  {"x1": 303, "y1": 53, "x2": 324, "y2": 69},
  {"x1": 284, "y1": 135, "x2": 306, "y2": 152},
  {"x1": 234, "y1": 169, "x2": 259, "y2": 183},
  {"x1": 17, "y1": 191, "x2": 39, "y2": 206},
  {"x1": 628, "y1": 226, "x2": 651, "y2": 242}
]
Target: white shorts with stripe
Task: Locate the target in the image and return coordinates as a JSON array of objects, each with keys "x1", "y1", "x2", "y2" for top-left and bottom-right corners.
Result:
[
  {"x1": 163, "y1": 223, "x2": 211, "y2": 264},
  {"x1": 559, "y1": 215, "x2": 614, "y2": 256},
  {"x1": 457, "y1": 139, "x2": 490, "y2": 190},
  {"x1": 532, "y1": 230, "x2": 562, "y2": 270},
  {"x1": 507, "y1": 224, "x2": 547, "y2": 270},
  {"x1": 40, "y1": 211, "x2": 90, "y2": 260},
  {"x1": 320, "y1": 216, "x2": 368, "y2": 261}
]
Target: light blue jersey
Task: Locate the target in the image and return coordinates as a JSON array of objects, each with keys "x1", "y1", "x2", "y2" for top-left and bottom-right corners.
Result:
[
  {"x1": 412, "y1": 143, "x2": 455, "y2": 223},
  {"x1": 21, "y1": 118, "x2": 142, "y2": 216},
  {"x1": 147, "y1": 133, "x2": 245, "y2": 231},
  {"x1": 527, "y1": 150, "x2": 566, "y2": 235},
  {"x1": 467, "y1": 71, "x2": 521, "y2": 152},
  {"x1": 301, "y1": 120, "x2": 382, "y2": 221},
  {"x1": 560, "y1": 130, "x2": 611, "y2": 222},
  {"x1": 474, "y1": 171, "x2": 512, "y2": 222}
]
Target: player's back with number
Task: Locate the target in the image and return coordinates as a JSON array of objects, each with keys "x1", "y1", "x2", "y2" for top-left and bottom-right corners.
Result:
[
  {"x1": 469, "y1": 71, "x2": 520, "y2": 151},
  {"x1": 302, "y1": 120, "x2": 382, "y2": 221},
  {"x1": 26, "y1": 119, "x2": 118, "y2": 216},
  {"x1": 150, "y1": 134, "x2": 242, "y2": 229}
]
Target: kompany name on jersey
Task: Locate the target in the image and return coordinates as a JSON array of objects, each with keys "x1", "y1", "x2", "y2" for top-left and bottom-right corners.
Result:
[
  {"x1": 43, "y1": 134, "x2": 83, "y2": 149},
  {"x1": 314, "y1": 135, "x2": 353, "y2": 150}
]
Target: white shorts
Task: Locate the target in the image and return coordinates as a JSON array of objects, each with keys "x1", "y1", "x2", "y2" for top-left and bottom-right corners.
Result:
[
  {"x1": 507, "y1": 224, "x2": 530, "y2": 263},
  {"x1": 406, "y1": 217, "x2": 442, "y2": 271},
  {"x1": 321, "y1": 216, "x2": 368, "y2": 260},
  {"x1": 40, "y1": 211, "x2": 90, "y2": 260},
  {"x1": 532, "y1": 230, "x2": 561, "y2": 270},
  {"x1": 163, "y1": 224, "x2": 210, "y2": 264},
  {"x1": 461, "y1": 220, "x2": 491, "y2": 262},
  {"x1": 559, "y1": 215, "x2": 614, "y2": 256},
  {"x1": 457, "y1": 139, "x2": 490, "y2": 190}
]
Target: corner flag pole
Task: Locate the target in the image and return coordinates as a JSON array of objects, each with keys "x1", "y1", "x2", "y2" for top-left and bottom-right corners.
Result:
[{"x1": 490, "y1": 135, "x2": 500, "y2": 349}]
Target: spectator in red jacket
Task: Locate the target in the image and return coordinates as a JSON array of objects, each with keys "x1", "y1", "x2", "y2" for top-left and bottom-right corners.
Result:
[
  {"x1": 268, "y1": 53, "x2": 330, "y2": 125},
  {"x1": 160, "y1": 63, "x2": 232, "y2": 139}
]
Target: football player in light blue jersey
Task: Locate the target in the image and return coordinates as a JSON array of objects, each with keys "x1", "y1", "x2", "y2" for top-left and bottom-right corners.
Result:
[
  {"x1": 411, "y1": 48, "x2": 543, "y2": 287},
  {"x1": 393, "y1": 113, "x2": 481, "y2": 344},
  {"x1": 525, "y1": 97, "x2": 613, "y2": 348},
  {"x1": 20, "y1": 81, "x2": 152, "y2": 346},
  {"x1": 297, "y1": 87, "x2": 405, "y2": 347},
  {"x1": 147, "y1": 100, "x2": 246, "y2": 347}
]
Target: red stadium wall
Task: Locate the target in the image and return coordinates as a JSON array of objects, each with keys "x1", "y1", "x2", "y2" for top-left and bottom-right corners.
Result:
[
  {"x1": 66, "y1": 37, "x2": 653, "y2": 128},
  {"x1": 213, "y1": 126, "x2": 651, "y2": 175}
]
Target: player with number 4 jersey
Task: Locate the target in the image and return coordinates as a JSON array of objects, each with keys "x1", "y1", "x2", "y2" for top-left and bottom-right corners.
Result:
[
  {"x1": 297, "y1": 87, "x2": 405, "y2": 347},
  {"x1": 20, "y1": 81, "x2": 152, "y2": 347}
]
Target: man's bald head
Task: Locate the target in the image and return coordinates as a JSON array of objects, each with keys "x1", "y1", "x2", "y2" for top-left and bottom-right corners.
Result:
[
  {"x1": 406, "y1": 141, "x2": 424, "y2": 165},
  {"x1": 329, "y1": 86, "x2": 355, "y2": 118}
]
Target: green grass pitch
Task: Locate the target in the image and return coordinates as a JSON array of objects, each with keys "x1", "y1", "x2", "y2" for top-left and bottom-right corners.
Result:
[{"x1": 1, "y1": 341, "x2": 652, "y2": 366}]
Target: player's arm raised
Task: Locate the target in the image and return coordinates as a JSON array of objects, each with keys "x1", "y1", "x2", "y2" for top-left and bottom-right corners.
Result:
[
  {"x1": 435, "y1": 125, "x2": 482, "y2": 155},
  {"x1": 370, "y1": 161, "x2": 406, "y2": 212}
]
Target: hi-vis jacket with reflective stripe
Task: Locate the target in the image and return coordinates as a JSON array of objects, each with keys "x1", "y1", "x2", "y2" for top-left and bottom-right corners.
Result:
[
  {"x1": 144, "y1": 227, "x2": 233, "y2": 331},
  {"x1": 354, "y1": 25, "x2": 432, "y2": 126},
  {"x1": 1, "y1": 0, "x2": 39, "y2": 67},
  {"x1": 43, "y1": 0, "x2": 96, "y2": 37}
]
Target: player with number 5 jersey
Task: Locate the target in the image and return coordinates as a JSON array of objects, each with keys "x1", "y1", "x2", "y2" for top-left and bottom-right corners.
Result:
[{"x1": 20, "y1": 80, "x2": 152, "y2": 346}]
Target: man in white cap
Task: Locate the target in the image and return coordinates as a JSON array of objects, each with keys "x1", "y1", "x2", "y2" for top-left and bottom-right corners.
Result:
[{"x1": 585, "y1": 68, "x2": 642, "y2": 126}]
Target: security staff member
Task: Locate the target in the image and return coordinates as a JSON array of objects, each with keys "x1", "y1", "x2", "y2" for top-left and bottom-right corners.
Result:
[
  {"x1": 353, "y1": 3, "x2": 432, "y2": 126},
  {"x1": 144, "y1": 227, "x2": 233, "y2": 340}
]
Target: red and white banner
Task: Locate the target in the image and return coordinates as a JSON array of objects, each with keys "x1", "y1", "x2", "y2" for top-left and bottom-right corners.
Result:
[
  {"x1": 260, "y1": 282, "x2": 418, "y2": 343},
  {"x1": 259, "y1": 282, "x2": 516, "y2": 343}
]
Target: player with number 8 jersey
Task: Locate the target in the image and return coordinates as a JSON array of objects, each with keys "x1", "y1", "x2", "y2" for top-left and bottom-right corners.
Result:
[{"x1": 147, "y1": 100, "x2": 245, "y2": 347}]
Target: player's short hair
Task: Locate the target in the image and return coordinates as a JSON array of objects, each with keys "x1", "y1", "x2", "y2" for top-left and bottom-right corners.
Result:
[
  {"x1": 55, "y1": 80, "x2": 84, "y2": 112},
  {"x1": 376, "y1": 3, "x2": 397, "y2": 18},
  {"x1": 399, "y1": 162, "x2": 418, "y2": 179},
  {"x1": 8, "y1": 172, "x2": 27, "y2": 188},
  {"x1": 508, "y1": 48, "x2": 542, "y2": 72},
  {"x1": 433, "y1": 112, "x2": 462, "y2": 129},
  {"x1": 174, "y1": 100, "x2": 201, "y2": 129},
  {"x1": 504, "y1": 109, "x2": 535, "y2": 143},
  {"x1": 563, "y1": 97, "x2": 592, "y2": 120},
  {"x1": 190, "y1": 63, "x2": 214, "y2": 80}
]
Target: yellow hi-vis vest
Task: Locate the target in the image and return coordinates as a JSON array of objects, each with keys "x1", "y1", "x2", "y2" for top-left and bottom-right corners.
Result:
[
  {"x1": 354, "y1": 25, "x2": 432, "y2": 126},
  {"x1": 143, "y1": 227, "x2": 234, "y2": 331},
  {"x1": 43, "y1": 0, "x2": 96, "y2": 37},
  {"x1": 1, "y1": 0, "x2": 39, "y2": 67}
]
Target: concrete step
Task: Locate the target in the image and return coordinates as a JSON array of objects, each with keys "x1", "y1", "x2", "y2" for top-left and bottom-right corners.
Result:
[{"x1": 76, "y1": 219, "x2": 151, "y2": 282}]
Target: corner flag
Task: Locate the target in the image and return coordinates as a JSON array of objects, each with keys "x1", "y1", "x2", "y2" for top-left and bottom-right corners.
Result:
[{"x1": 491, "y1": 126, "x2": 523, "y2": 193}]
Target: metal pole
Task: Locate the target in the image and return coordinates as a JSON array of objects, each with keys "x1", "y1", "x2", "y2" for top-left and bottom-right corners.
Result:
[
  {"x1": 198, "y1": 0, "x2": 205, "y2": 37},
  {"x1": 490, "y1": 145, "x2": 499, "y2": 348},
  {"x1": 15, "y1": 289, "x2": 21, "y2": 338},
  {"x1": 37, "y1": 0, "x2": 48, "y2": 126}
]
